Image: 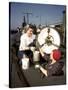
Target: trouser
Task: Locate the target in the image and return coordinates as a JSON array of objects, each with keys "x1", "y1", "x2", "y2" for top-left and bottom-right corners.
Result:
[{"x1": 18, "y1": 50, "x2": 33, "y2": 65}]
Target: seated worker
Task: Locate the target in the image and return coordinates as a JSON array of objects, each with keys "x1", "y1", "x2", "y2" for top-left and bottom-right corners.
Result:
[
  {"x1": 18, "y1": 24, "x2": 36, "y2": 64},
  {"x1": 38, "y1": 49, "x2": 64, "y2": 77}
]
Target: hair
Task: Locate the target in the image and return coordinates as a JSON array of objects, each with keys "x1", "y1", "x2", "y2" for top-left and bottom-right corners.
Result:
[
  {"x1": 52, "y1": 49, "x2": 61, "y2": 61},
  {"x1": 24, "y1": 24, "x2": 34, "y2": 33}
]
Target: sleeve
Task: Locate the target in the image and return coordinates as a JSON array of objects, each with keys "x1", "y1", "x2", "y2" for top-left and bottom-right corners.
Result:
[
  {"x1": 42, "y1": 53, "x2": 49, "y2": 61},
  {"x1": 47, "y1": 62, "x2": 64, "y2": 76},
  {"x1": 19, "y1": 36, "x2": 27, "y2": 50}
]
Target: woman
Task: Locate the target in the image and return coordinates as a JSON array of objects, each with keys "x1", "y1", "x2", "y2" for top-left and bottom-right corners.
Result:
[
  {"x1": 18, "y1": 24, "x2": 36, "y2": 63},
  {"x1": 39, "y1": 49, "x2": 64, "y2": 77}
]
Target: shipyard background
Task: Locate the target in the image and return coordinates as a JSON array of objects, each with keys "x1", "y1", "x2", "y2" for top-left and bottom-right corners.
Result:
[
  {"x1": 9, "y1": 2, "x2": 66, "y2": 88},
  {"x1": 0, "y1": 0, "x2": 68, "y2": 90}
]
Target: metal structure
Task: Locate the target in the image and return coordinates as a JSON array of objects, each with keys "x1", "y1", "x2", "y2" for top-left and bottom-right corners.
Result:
[
  {"x1": 37, "y1": 27, "x2": 61, "y2": 54},
  {"x1": 23, "y1": 12, "x2": 32, "y2": 24}
]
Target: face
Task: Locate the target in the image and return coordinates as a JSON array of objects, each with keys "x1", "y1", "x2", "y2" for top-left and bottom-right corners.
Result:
[{"x1": 27, "y1": 28, "x2": 33, "y2": 37}]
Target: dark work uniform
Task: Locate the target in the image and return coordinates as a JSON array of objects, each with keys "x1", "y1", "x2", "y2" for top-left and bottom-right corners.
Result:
[
  {"x1": 41, "y1": 53, "x2": 64, "y2": 77},
  {"x1": 39, "y1": 53, "x2": 50, "y2": 64},
  {"x1": 45, "y1": 61, "x2": 64, "y2": 76}
]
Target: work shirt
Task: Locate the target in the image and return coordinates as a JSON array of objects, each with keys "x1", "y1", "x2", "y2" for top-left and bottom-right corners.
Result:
[
  {"x1": 42, "y1": 54, "x2": 64, "y2": 76},
  {"x1": 19, "y1": 33, "x2": 36, "y2": 51}
]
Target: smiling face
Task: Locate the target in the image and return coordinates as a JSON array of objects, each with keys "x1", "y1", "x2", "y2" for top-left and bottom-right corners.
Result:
[{"x1": 27, "y1": 28, "x2": 33, "y2": 37}]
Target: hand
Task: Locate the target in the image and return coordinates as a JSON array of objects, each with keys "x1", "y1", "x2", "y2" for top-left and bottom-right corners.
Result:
[
  {"x1": 35, "y1": 64, "x2": 41, "y2": 68},
  {"x1": 30, "y1": 47, "x2": 35, "y2": 52}
]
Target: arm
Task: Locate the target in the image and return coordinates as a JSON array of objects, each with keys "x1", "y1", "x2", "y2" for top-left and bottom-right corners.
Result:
[
  {"x1": 19, "y1": 42, "x2": 30, "y2": 50},
  {"x1": 39, "y1": 48, "x2": 44, "y2": 57},
  {"x1": 40, "y1": 66, "x2": 48, "y2": 77},
  {"x1": 19, "y1": 36, "x2": 30, "y2": 51},
  {"x1": 39, "y1": 48, "x2": 49, "y2": 61}
]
